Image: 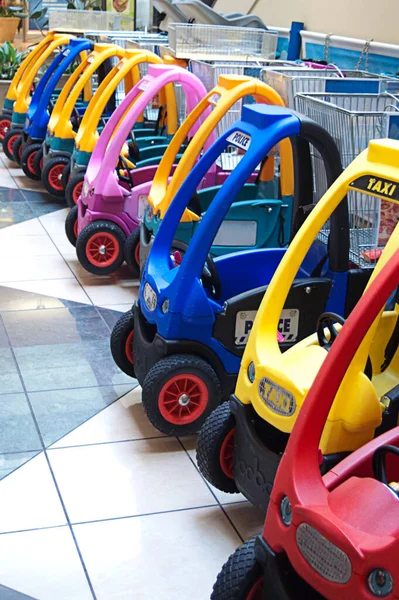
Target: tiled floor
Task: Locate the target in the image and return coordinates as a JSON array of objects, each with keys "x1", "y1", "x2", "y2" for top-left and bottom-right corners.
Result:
[{"x1": 0, "y1": 152, "x2": 263, "y2": 599}]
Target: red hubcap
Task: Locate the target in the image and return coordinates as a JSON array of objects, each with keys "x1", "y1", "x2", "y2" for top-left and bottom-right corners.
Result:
[
  {"x1": 219, "y1": 428, "x2": 236, "y2": 479},
  {"x1": 73, "y1": 181, "x2": 83, "y2": 204},
  {"x1": 86, "y1": 231, "x2": 119, "y2": 268},
  {"x1": 48, "y1": 164, "x2": 65, "y2": 191},
  {"x1": 73, "y1": 219, "x2": 78, "y2": 239},
  {"x1": 27, "y1": 151, "x2": 37, "y2": 174},
  {"x1": 39, "y1": 157, "x2": 44, "y2": 171},
  {"x1": 7, "y1": 134, "x2": 18, "y2": 155},
  {"x1": 125, "y1": 329, "x2": 134, "y2": 364},
  {"x1": 247, "y1": 578, "x2": 263, "y2": 600},
  {"x1": 134, "y1": 241, "x2": 140, "y2": 266},
  {"x1": 158, "y1": 374, "x2": 208, "y2": 425},
  {"x1": 0, "y1": 118, "x2": 10, "y2": 138},
  {"x1": 18, "y1": 143, "x2": 22, "y2": 158}
]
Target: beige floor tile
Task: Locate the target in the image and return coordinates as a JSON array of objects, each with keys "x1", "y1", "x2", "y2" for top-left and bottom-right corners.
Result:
[
  {"x1": 0, "y1": 278, "x2": 92, "y2": 305},
  {"x1": 74, "y1": 505, "x2": 241, "y2": 600},
  {"x1": 51, "y1": 386, "x2": 167, "y2": 448},
  {"x1": 0, "y1": 453, "x2": 66, "y2": 533},
  {"x1": 66, "y1": 257, "x2": 113, "y2": 281},
  {"x1": 0, "y1": 233, "x2": 59, "y2": 257},
  {"x1": 0, "y1": 526, "x2": 92, "y2": 600},
  {"x1": 0, "y1": 171, "x2": 18, "y2": 188},
  {"x1": 79, "y1": 277, "x2": 139, "y2": 305},
  {"x1": 48, "y1": 234, "x2": 76, "y2": 257},
  {"x1": 48, "y1": 436, "x2": 217, "y2": 523},
  {"x1": 39, "y1": 209, "x2": 70, "y2": 236},
  {"x1": 0, "y1": 217, "x2": 45, "y2": 236},
  {"x1": 13, "y1": 176, "x2": 45, "y2": 191},
  {"x1": 98, "y1": 303, "x2": 133, "y2": 312},
  {"x1": 223, "y1": 501, "x2": 265, "y2": 541},
  {"x1": 0, "y1": 253, "x2": 73, "y2": 282},
  {"x1": 182, "y1": 437, "x2": 247, "y2": 505}
]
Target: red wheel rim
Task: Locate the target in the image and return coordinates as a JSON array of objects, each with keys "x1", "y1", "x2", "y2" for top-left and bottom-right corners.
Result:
[
  {"x1": 247, "y1": 578, "x2": 263, "y2": 600},
  {"x1": 0, "y1": 118, "x2": 10, "y2": 139},
  {"x1": 7, "y1": 134, "x2": 19, "y2": 155},
  {"x1": 48, "y1": 164, "x2": 65, "y2": 191},
  {"x1": 39, "y1": 157, "x2": 44, "y2": 171},
  {"x1": 219, "y1": 427, "x2": 236, "y2": 479},
  {"x1": 134, "y1": 241, "x2": 140, "y2": 266},
  {"x1": 18, "y1": 142, "x2": 22, "y2": 158},
  {"x1": 73, "y1": 219, "x2": 78, "y2": 239},
  {"x1": 125, "y1": 329, "x2": 134, "y2": 364},
  {"x1": 86, "y1": 231, "x2": 120, "y2": 268},
  {"x1": 72, "y1": 181, "x2": 83, "y2": 204},
  {"x1": 27, "y1": 150, "x2": 37, "y2": 175},
  {"x1": 158, "y1": 373, "x2": 208, "y2": 425}
]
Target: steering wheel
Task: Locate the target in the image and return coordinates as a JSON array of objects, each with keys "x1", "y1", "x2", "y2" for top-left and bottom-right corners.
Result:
[
  {"x1": 372, "y1": 444, "x2": 399, "y2": 494},
  {"x1": 317, "y1": 311, "x2": 373, "y2": 379},
  {"x1": 170, "y1": 239, "x2": 221, "y2": 300},
  {"x1": 71, "y1": 107, "x2": 81, "y2": 131},
  {"x1": 116, "y1": 155, "x2": 134, "y2": 189},
  {"x1": 127, "y1": 133, "x2": 140, "y2": 164}
]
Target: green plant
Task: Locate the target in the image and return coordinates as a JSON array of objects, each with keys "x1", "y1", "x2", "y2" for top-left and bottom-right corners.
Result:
[
  {"x1": 0, "y1": 40, "x2": 28, "y2": 80},
  {"x1": 0, "y1": 0, "x2": 27, "y2": 18}
]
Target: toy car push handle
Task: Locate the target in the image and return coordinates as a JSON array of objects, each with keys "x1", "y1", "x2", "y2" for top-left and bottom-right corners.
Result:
[
  {"x1": 86, "y1": 65, "x2": 207, "y2": 189},
  {"x1": 15, "y1": 34, "x2": 72, "y2": 115},
  {"x1": 147, "y1": 106, "x2": 300, "y2": 303},
  {"x1": 270, "y1": 247, "x2": 399, "y2": 506},
  {"x1": 75, "y1": 50, "x2": 160, "y2": 151},
  {"x1": 52, "y1": 44, "x2": 127, "y2": 139},
  {"x1": 150, "y1": 76, "x2": 294, "y2": 221},
  {"x1": 245, "y1": 139, "x2": 399, "y2": 372},
  {"x1": 5, "y1": 32, "x2": 57, "y2": 104}
]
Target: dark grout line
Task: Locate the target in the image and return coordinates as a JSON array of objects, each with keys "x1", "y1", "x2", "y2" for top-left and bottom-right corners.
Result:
[
  {"x1": 48, "y1": 433, "x2": 168, "y2": 451},
  {"x1": 0, "y1": 382, "x2": 137, "y2": 398},
  {"x1": 176, "y1": 437, "x2": 245, "y2": 544}
]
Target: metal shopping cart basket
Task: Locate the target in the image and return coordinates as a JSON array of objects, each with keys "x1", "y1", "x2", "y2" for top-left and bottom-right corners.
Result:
[{"x1": 295, "y1": 92, "x2": 399, "y2": 267}]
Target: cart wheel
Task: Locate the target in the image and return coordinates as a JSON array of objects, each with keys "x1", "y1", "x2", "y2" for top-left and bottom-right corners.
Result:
[
  {"x1": 21, "y1": 143, "x2": 43, "y2": 181},
  {"x1": 41, "y1": 156, "x2": 70, "y2": 198},
  {"x1": 65, "y1": 172, "x2": 85, "y2": 208},
  {"x1": 110, "y1": 309, "x2": 136, "y2": 378},
  {"x1": 65, "y1": 205, "x2": 79, "y2": 247},
  {"x1": 141, "y1": 354, "x2": 221, "y2": 436},
  {"x1": 196, "y1": 402, "x2": 239, "y2": 493},
  {"x1": 33, "y1": 145, "x2": 44, "y2": 178},
  {"x1": 0, "y1": 114, "x2": 11, "y2": 140},
  {"x1": 61, "y1": 161, "x2": 71, "y2": 191},
  {"x1": 124, "y1": 228, "x2": 140, "y2": 278},
  {"x1": 211, "y1": 538, "x2": 264, "y2": 600},
  {"x1": 11, "y1": 133, "x2": 23, "y2": 165},
  {"x1": 76, "y1": 220, "x2": 126, "y2": 275},
  {"x1": 2, "y1": 129, "x2": 21, "y2": 161}
]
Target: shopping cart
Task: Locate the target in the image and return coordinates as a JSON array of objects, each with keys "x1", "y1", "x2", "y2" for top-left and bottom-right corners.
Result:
[{"x1": 295, "y1": 92, "x2": 399, "y2": 266}]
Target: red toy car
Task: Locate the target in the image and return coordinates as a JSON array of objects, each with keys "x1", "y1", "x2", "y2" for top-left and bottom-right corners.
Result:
[{"x1": 212, "y1": 247, "x2": 399, "y2": 600}]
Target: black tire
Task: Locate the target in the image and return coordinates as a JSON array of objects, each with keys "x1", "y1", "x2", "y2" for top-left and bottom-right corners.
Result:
[
  {"x1": 65, "y1": 205, "x2": 79, "y2": 247},
  {"x1": 11, "y1": 133, "x2": 23, "y2": 165},
  {"x1": 65, "y1": 172, "x2": 85, "y2": 209},
  {"x1": 21, "y1": 143, "x2": 43, "y2": 180},
  {"x1": 196, "y1": 402, "x2": 238, "y2": 494},
  {"x1": 211, "y1": 538, "x2": 263, "y2": 600},
  {"x1": 3, "y1": 128, "x2": 21, "y2": 161},
  {"x1": 41, "y1": 156, "x2": 70, "y2": 198},
  {"x1": 124, "y1": 228, "x2": 140, "y2": 278},
  {"x1": 110, "y1": 309, "x2": 136, "y2": 378},
  {"x1": 141, "y1": 354, "x2": 221, "y2": 436},
  {"x1": 61, "y1": 160, "x2": 71, "y2": 191},
  {"x1": 76, "y1": 220, "x2": 126, "y2": 276},
  {"x1": 0, "y1": 112, "x2": 11, "y2": 141},
  {"x1": 33, "y1": 145, "x2": 44, "y2": 178}
]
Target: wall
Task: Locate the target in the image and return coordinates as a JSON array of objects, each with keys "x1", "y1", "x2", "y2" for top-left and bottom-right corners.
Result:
[{"x1": 248, "y1": 0, "x2": 398, "y2": 46}]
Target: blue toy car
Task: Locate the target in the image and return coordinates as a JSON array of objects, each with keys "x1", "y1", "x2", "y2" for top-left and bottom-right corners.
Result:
[
  {"x1": 15, "y1": 38, "x2": 94, "y2": 180},
  {"x1": 111, "y1": 103, "x2": 368, "y2": 436}
]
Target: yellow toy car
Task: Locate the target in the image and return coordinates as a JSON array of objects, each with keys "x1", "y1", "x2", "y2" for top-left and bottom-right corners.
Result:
[{"x1": 197, "y1": 137, "x2": 399, "y2": 512}]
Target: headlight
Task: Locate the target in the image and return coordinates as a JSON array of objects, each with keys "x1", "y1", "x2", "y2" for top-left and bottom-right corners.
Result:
[
  {"x1": 83, "y1": 180, "x2": 89, "y2": 197},
  {"x1": 143, "y1": 283, "x2": 157, "y2": 312}
]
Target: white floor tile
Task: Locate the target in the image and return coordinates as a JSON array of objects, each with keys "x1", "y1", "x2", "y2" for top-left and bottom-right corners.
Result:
[
  {"x1": 39, "y1": 209, "x2": 70, "y2": 236},
  {"x1": 0, "y1": 453, "x2": 66, "y2": 533},
  {"x1": 48, "y1": 437, "x2": 217, "y2": 523},
  {"x1": 0, "y1": 279, "x2": 92, "y2": 305},
  {"x1": 0, "y1": 253, "x2": 73, "y2": 282},
  {"x1": 0, "y1": 233, "x2": 59, "y2": 257},
  {"x1": 223, "y1": 501, "x2": 265, "y2": 541},
  {"x1": 0, "y1": 526, "x2": 93, "y2": 600},
  {"x1": 51, "y1": 386, "x2": 165, "y2": 448},
  {"x1": 74, "y1": 506, "x2": 241, "y2": 600},
  {"x1": 0, "y1": 217, "x2": 45, "y2": 236},
  {"x1": 98, "y1": 303, "x2": 133, "y2": 312}
]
